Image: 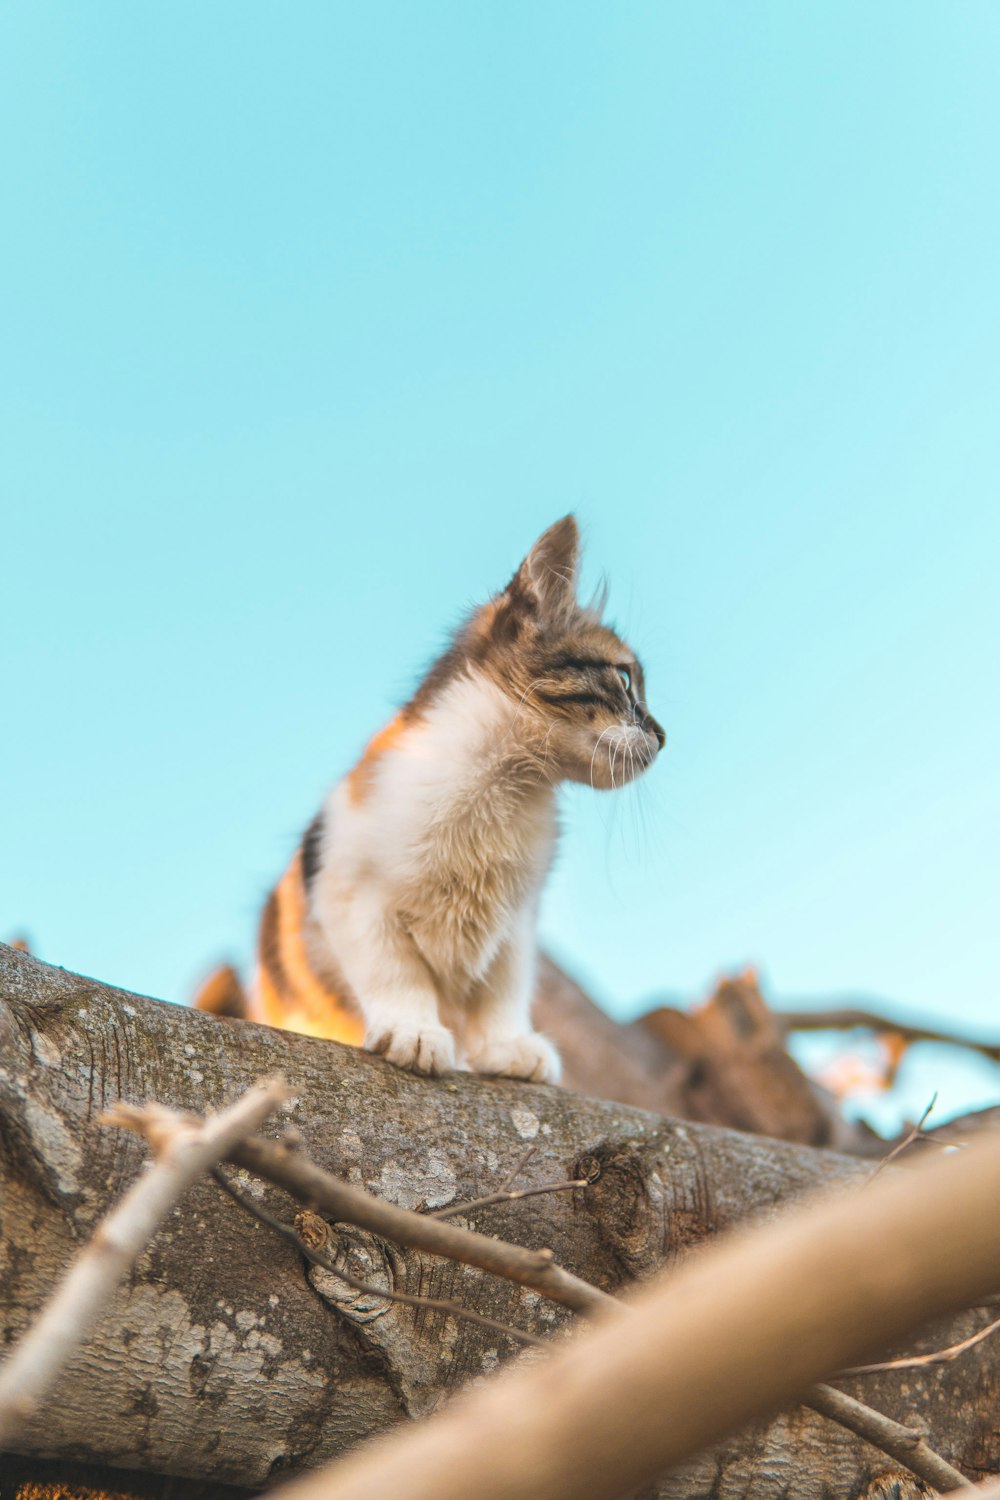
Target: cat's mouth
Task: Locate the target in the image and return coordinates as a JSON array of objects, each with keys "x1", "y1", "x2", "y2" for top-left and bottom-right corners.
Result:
[{"x1": 585, "y1": 721, "x2": 662, "y2": 791}]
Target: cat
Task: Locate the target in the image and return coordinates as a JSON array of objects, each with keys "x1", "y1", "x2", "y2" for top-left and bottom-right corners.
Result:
[{"x1": 247, "y1": 516, "x2": 664, "y2": 1081}]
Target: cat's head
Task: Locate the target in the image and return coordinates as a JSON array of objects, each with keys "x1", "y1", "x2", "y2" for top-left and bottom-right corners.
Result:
[{"x1": 471, "y1": 516, "x2": 664, "y2": 789}]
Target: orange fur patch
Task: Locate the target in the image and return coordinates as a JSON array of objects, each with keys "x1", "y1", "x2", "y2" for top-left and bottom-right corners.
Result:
[
  {"x1": 346, "y1": 711, "x2": 412, "y2": 805},
  {"x1": 261, "y1": 853, "x2": 365, "y2": 1045}
]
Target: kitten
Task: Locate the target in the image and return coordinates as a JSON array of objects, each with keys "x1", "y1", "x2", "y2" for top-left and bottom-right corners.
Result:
[{"x1": 249, "y1": 516, "x2": 664, "y2": 1081}]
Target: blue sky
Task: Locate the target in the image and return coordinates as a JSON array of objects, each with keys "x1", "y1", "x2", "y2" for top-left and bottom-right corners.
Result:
[{"x1": 2, "y1": 3, "x2": 998, "y2": 1126}]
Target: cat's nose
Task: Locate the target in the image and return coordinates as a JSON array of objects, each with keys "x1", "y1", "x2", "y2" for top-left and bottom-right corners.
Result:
[{"x1": 641, "y1": 709, "x2": 666, "y2": 751}]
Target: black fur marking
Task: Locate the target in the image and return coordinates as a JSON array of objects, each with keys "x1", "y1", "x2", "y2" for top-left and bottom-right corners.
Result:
[
  {"x1": 536, "y1": 688, "x2": 620, "y2": 710},
  {"x1": 301, "y1": 812, "x2": 325, "y2": 889},
  {"x1": 548, "y1": 651, "x2": 619, "y2": 674}
]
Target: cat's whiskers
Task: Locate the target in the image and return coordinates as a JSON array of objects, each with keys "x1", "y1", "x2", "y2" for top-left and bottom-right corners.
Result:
[
  {"x1": 624, "y1": 743, "x2": 638, "y2": 855},
  {"x1": 627, "y1": 740, "x2": 649, "y2": 858},
  {"x1": 519, "y1": 722, "x2": 560, "y2": 788},
  {"x1": 534, "y1": 719, "x2": 560, "y2": 784},
  {"x1": 615, "y1": 725, "x2": 634, "y2": 790},
  {"x1": 510, "y1": 675, "x2": 559, "y2": 720},
  {"x1": 590, "y1": 726, "x2": 620, "y2": 790},
  {"x1": 499, "y1": 675, "x2": 564, "y2": 760},
  {"x1": 494, "y1": 678, "x2": 563, "y2": 786},
  {"x1": 634, "y1": 733, "x2": 663, "y2": 863},
  {"x1": 610, "y1": 729, "x2": 625, "y2": 791},
  {"x1": 619, "y1": 732, "x2": 631, "y2": 786}
]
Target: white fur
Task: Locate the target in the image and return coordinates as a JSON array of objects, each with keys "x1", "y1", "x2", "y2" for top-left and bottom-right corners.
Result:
[{"x1": 307, "y1": 669, "x2": 562, "y2": 1080}]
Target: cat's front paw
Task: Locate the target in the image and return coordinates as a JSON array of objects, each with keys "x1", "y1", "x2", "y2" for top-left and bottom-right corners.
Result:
[
  {"x1": 365, "y1": 1019, "x2": 456, "y2": 1076},
  {"x1": 468, "y1": 1032, "x2": 562, "y2": 1084}
]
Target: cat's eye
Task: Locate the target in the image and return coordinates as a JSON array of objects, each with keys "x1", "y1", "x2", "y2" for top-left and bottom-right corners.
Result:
[{"x1": 617, "y1": 666, "x2": 632, "y2": 693}]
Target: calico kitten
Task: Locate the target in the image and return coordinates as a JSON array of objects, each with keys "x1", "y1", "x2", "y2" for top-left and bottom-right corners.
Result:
[{"x1": 250, "y1": 516, "x2": 664, "y2": 1081}]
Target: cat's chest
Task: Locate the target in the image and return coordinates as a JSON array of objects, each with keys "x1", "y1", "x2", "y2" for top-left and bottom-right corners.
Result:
[{"x1": 397, "y1": 792, "x2": 555, "y2": 974}]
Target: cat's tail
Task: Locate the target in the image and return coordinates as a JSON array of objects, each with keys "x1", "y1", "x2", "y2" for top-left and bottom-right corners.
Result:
[
  {"x1": 255, "y1": 850, "x2": 367, "y2": 1045},
  {"x1": 192, "y1": 963, "x2": 248, "y2": 1018},
  {"x1": 194, "y1": 850, "x2": 367, "y2": 1046}
]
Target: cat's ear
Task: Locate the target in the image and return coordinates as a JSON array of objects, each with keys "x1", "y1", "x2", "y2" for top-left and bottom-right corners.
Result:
[{"x1": 509, "y1": 515, "x2": 580, "y2": 621}]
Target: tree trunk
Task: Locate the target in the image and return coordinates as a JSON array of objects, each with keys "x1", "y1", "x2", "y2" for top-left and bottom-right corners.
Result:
[{"x1": 1, "y1": 944, "x2": 998, "y2": 1498}]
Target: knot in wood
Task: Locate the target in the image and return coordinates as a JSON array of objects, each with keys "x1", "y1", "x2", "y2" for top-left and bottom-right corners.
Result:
[
  {"x1": 308, "y1": 1227, "x2": 395, "y2": 1323},
  {"x1": 574, "y1": 1142, "x2": 669, "y2": 1281},
  {"x1": 294, "y1": 1210, "x2": 331, "y2": 1251}
]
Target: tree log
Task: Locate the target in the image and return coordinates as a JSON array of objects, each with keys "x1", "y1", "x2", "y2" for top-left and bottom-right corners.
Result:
[
  {"x1": 535, "y1": 959, "x2": 881, "y2": 1154},
  {"x1": 2, "y1": 943, "x2": 999, "y2": 1498}
]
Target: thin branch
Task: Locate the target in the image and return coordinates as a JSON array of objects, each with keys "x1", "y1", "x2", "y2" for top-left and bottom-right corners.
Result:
[
  {"x1": 868, "y1": 1095, "x2": 938, "y2": 1184},
  {"x1": 805, "y1": 1383, "x2": 971, "y2": 1492},
  {"x1": 840, "y1": 1311, "x2": 1000, "y2": 1376},
  {"x1": 428, "y1": 1178, "x2": 587, "y2": 1220},
  {"x1": 0, "y1": 1076, "x2": 287, "y2": 1444},
  {"x1": 778, "y1": 1006, "x2": 1000, "y2": 1065},
  {"x1": 224, "y1": 1130, "x2": 617, "y2": 1316},
  {"x1": 211, "y1": 1169, "x2": 544, "y2": 1350},
  {"x1": 496, "y1": 1145, "x2": 538, "y2": 1194}
]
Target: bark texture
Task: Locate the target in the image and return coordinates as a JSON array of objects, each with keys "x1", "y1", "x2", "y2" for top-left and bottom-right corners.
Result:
[{"x1": 1, "y1": 944, "x2": 998, "y2": 1498}]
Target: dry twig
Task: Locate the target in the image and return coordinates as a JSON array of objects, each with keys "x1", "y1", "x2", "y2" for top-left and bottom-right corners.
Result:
[
  {"x1": 0, "y1": 1076, "x2": 287, "y2": 1444},
  {"x1": 225, "y1": 1131, "x2": 616, "y2": 1315},
  {"x1": 868, "y1": 1095, "x2": 938, "y2": 1184},
  {"x1": 211, "y1": 1169, "x2": 545, "y2": 1349},
  {"x1": 496, "y1": 1145, "x2": 538, "y2": 1193},
  {"x1": 804, "y1": 1383, "x2": 970, "y2": 1492},
  {"x1": 840, "y1": 1311, "x2": 1000, "y2": 1376},
  {"x1": 428, "y1": 1177, "x2": 587, "y2": 1220}
]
